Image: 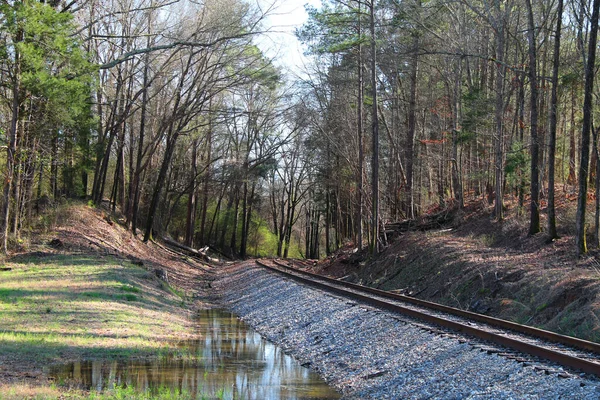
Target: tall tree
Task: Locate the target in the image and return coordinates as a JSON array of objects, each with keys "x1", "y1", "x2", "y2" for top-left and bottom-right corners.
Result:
[
  {"x1": 493, "y1": 0, "x2": 506, "y2": 221},
  {"x1": 299, "y1": 0, "x2": 370, "y2": 249},
  {"x1": 576, "y1": 0, "x2": 600, "y2": 256},
  {"x1": 369, "y1": 0, "x2": 379, "y2": 254},
  {"x1": 547, "y1": 0, "x2": 563, "y2": 241},
  {"x1": 406, "y1": 0, "x2": 420, "y2": 219},
  {"x1": 356, "y1": 0, "x2": 365, "y2": 250},
  {"x1": 0, "y1": 0, "x2": 92, "y2": 252},
  {"x1": 526, "y1": 0, "x2": 540, "y2": 235}
]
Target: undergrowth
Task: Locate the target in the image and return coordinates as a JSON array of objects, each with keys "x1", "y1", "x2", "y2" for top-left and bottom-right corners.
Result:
[{"x1": 0, "y1": 384, "x2": 229, "y2": 400}]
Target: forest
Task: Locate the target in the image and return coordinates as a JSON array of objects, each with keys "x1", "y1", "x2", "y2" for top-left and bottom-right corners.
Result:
[{"x1": 1, "y1": 0, "x2": 599, "y2": 259}]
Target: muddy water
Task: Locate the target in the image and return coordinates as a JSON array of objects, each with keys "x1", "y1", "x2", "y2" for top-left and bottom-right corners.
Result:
[{"x1": 48, "y1": 309, "x2": 339, "y2": 399}]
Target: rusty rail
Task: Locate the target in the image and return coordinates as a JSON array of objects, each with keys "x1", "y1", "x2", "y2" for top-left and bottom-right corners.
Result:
[{"x1": 255, "y1": 259, "x2": 600, "y2": 378}]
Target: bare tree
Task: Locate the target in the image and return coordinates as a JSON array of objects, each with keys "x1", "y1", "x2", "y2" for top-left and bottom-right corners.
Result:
[
  {"x1": 576, "y1": 0, "x2": 600, "y2": 255},
  {"x1": 547, "y1": 0, "x2": 563, "y2": 241}
]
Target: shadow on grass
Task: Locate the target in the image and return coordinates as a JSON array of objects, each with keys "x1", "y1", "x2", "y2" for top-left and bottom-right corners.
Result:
[
  {"x1": 0, "y1": 309, "x2": 180, "y2": 332},
  {"x1": 0, "y1": 261, "x2": 192, "y2": 366},
  {"x1": 0, "y1": 308, "x2": 188, "y2": 365},
  {"x1": 1, "y1": 321, "x2": 183, "y2": 339},
  {"x1": 8, "y1": 253, "x2": 109, "y2": 266},
  {"x1": 0, "y1": 331, "x2": 167, "y2": 363},
  {"x1": 0, "y1": 244, "x2": 199, "y2": 364},
  {"x1": 0, "y1": 287, "x2": 177, "y2": 311},
  {"x1": 0, "y1": 259, "x2": 185, "y2": 310}
]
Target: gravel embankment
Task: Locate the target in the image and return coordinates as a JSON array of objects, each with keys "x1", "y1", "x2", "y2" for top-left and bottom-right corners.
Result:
[{"x1": 217, "y1": 262, "x2": 600, "y2": 399}]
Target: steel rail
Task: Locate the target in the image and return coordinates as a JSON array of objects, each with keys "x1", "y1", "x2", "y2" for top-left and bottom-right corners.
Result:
[
  {"x1": 272, "y1": 259, "x2": 600, "y2": 354},
  {"x1": 255, "y1": 259, "x2": 600, "y2": 378}
]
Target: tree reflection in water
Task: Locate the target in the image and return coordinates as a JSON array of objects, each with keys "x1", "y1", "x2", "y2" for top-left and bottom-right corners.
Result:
[{"x1": 48, "y1": 309, "x2": 339, "y2": 399}]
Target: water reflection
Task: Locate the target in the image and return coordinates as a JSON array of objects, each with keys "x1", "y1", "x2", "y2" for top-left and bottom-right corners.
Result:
[{"x1": 48, "y1": 309, "x2": 340, "y2": 399}]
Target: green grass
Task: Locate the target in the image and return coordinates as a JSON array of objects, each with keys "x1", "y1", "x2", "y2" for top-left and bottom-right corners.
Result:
[
  {"x1": 122, "y1": 293, "x2": 138, "y2": 301},
  {"x1": 119, "y1": 284, "x2": 140, "y2": 293},
  {"x1": 0, "y1": 384, "x2": 226, "y2": 399},
  {"x1": 81, "y1": 291, "x2": 103, "y2": 298},
  {"x1": 0, "y1": 254, "x2": 196, "y2": 368},
  {"x1": 0, "y1": 253, "x2": 203, "y2": 399},
  {"x1": 86, "y1": 385, "x2": 195, "y2": 400},
  {"x1": 86, "y1": 385, "x2": 229, "y2": 400},
  {"x1": 161, "y1": 281, "x2": 186, "y2": 299}
]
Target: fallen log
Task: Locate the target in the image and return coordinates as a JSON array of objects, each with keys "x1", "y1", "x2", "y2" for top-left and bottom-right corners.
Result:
[
  {"x1": 161, "y1": 237, "x2": 220, "y2": 263},
  {"x1": 385, "y1": 209, "x2": 455, "y2": 235}
]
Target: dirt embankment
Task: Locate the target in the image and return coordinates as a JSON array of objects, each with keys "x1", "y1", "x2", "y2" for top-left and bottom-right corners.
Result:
[
  {"x1": 29, "y1": 203, "x2": 216, "y2": 298},
  {"x1": 317, "y1": 200, "x2": 600, "y2": 343},
  {"x1": 0, "y1": 203, "x2": 217, "y2": 396}
]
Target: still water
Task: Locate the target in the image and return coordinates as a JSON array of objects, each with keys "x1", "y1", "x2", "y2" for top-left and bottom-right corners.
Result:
[{"x1": 48, "y1": 309, "x2": 340, "y2": 399}]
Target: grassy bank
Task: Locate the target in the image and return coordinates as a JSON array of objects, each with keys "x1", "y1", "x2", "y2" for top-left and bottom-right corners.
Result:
[{"x1": 0, "y1": 253, "x2": 198, "y2": 399}]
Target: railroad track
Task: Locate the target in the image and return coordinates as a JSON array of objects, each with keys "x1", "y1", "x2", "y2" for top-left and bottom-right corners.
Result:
[{"x1": 255, "y1": 258, "x2": 600, "y2": 379}]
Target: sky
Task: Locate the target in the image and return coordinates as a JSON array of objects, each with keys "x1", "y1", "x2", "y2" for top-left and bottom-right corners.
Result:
[{"x1": 256, "y1": 0, "x2": 322, "y2": 76}]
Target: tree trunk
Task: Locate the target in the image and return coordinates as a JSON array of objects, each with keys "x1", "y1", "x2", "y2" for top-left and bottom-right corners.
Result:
[
  {"x1": 130, "y1": 77, "x2": 147, "y2": 234},
  {"x1": 547, "y1": 0, "x2": 562, "y2": 241},
  {"x1": 239, "y1": 181, "x2": 249, "y2": 257},
  {"x1": 325, "y1": 188, "x2": 331, "y2": 255},
  {"x1": 406, "y1": 29, "x2": 418, "y2": 219},
  {"x1": 277, "y1": 183, "x2": 287, "y2": 256},
  {"x1": 24, "y1": 138, "x2": 38, "y2": 227},
  {"x1": 305, "y1": 206, "x2": 310, "y2": 258},
  {"x1": 110, "y1": 135, "x2": 124, "y2": 212},
  {"x1": 240, "y1": 181, "x2": 256, "y2": 258},
  {"x1": 50, "y1": 131, "x2": 59, "y2": 200},
  {"x1": 11, "y1": 121, "x2": 23, "y2": 237},
  {"x1": 568, "y1": 87, "x2": 577, "y2": 185},
  {"x1": 143, "y1": 132, "x2": 178, "y2": 242},
  {"x1": 218, "y1": 189, "x2": 235, "y2": 251},
  {"x1": 1, "y1": 36, "x2": 21, "y2": 252},
  {"x1": 207, "y1": 184, "x2": 226, "y2": 244},
  {"x1": 185, "y1": 138, "x2": 198, "y2": 247},
  {"x1": 229, "y1": 186, "x2": 240, "y2": 257},
  {"x1": 92, "y1": 73, "x2": 122, "y2": 206},
  {"x1": 357, "y1": 0, "x2": 364, "y2": 251},
  {"x1": 269, "y1": 174, "x2": 279, "y2": 246},
  {"x1": 283, "y1": 191, "x2": 297, "y2": 258},
  {"x1": 526, "y1": 0, "x2": 540, "y2": 235},
  {"x1": 370, "y1": 0, "x2": 380, "y2": 254},
  {"x1": 576, "y1": 0, "x2": 600, "y2": 256},
  {"x1": 518, "y1": 73, "x2": 526, "y2": 212},
  {"x1": 129, "y1": 15, "x2": 152, "y2": 233},
  {"x1": 594, "y1": 128, "x2": 600, "y2": 248},
  {"x1": 451, "y1": 58, "x2": 463, "y2": 209},
  {"x1": 199, "y1": 106, "x2": 213, "y2": 245},
  {"x1": 91, "y1": 77, "x2": 105, "y2": 202},
  {"x1": 493, "y1": 1, "x2": 505, "y2": 221}
]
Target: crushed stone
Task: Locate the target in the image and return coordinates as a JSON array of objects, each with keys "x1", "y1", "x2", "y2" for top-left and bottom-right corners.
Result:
[{"x1": 217, "y1": 262, "x2": 600, "y2": 399}]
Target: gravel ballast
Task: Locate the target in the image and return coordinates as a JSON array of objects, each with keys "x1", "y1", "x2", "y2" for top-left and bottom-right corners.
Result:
[{"x1": 217, "y1": 262, "x2": 600, "y2": 399}]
